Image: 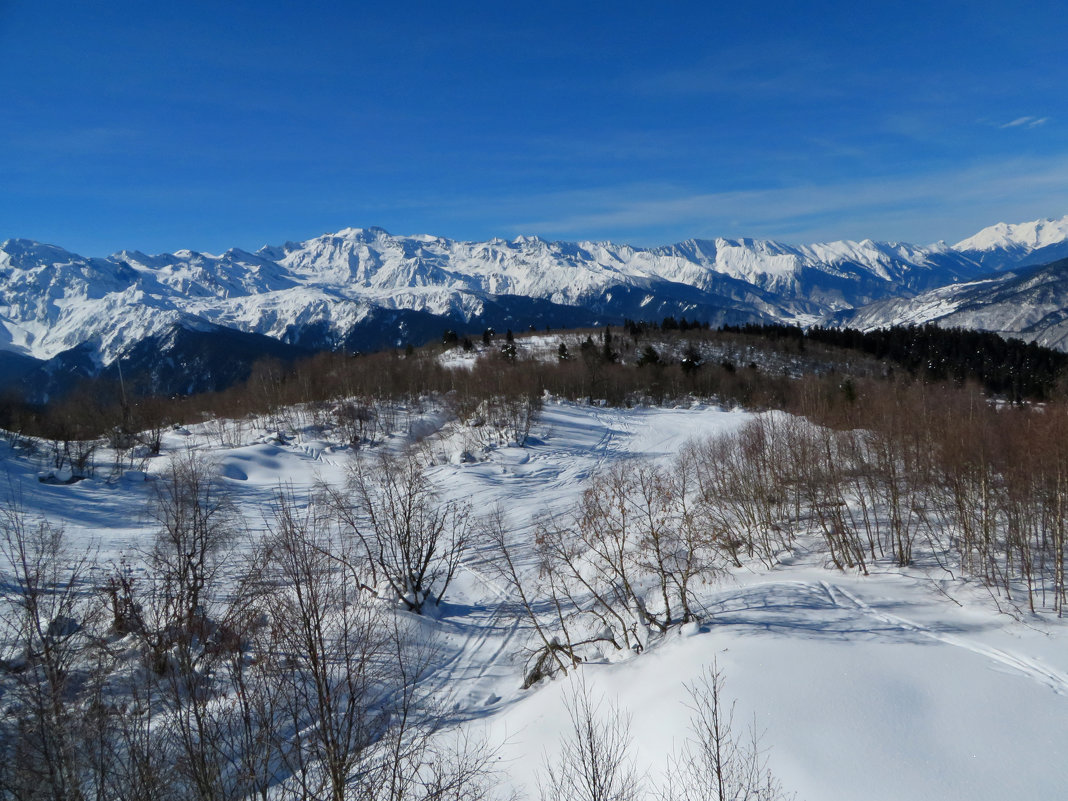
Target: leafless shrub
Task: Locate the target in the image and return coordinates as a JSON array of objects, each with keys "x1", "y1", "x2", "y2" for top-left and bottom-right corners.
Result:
[
  {"x1": 139, "y1": 451, "x2": 240, "y2": 671},
  {"x1": 262, "y1": 493, "x2": 386, "y2": 801},
  {"x1": 531, "y1": 457, "x2": 721, "y2": 664},
  {"x1": 481, "y1": 508, "x2": 581, "y2": 687},
  {"x1": 538, "y1": 677, "x2": 645, "y2": 801},
  {"x1": 488, "y1": 391, "x2": 543, "y2": 446},
  {"x1": 688, "y1": 419, "x2": 796, "y2": 569},
  {"x1": 344, "y1": 448, "x2": 470, "y2": 613},
  {"x1": 0, "y1": 503, "x2": 103, "y2": 801},
  {"x1": 105, "y1": 451, "x2": 269, "y2": 801},
  {"x1": 262, "y1": 492, "x2": 504, "y2": 801},
  {"x1": 333, "y1": 398, "x2": 380, "y2": 447},
  {"x1": 658, "y1": 660, "x2": 794, "y2": 801}
]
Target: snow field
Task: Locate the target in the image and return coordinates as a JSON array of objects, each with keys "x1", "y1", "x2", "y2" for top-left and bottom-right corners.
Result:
[{"x1": 2, "y1": 399, "x2": 1067, "y2": 799}]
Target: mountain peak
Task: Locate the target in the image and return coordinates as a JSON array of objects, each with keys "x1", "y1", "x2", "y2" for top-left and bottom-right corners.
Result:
[
  {"x1": 1, "y1": 238, "x2": 83, "y2": 266},
  {"x1": 512, "y1": 234, "x2": 547, "y2": 246},
  {"x1": 953, "y1": 214, "x2": 1068, "y2": 252},
  {"x1": 331, "y1": 226, "x2": 392, "y2": 241}
]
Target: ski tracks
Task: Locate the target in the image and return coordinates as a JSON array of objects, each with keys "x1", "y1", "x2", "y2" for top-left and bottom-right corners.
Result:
[
  {"x1": 426, "y1": 559, "x2": 524, "y2": 718},
  {"x1": 426, "y1": 406, "x2": 639, "y2": 714},
  {"x1": 586, "y1": 405, "x2": 637, "y2": 472},
  {"x1": 823, "y1": 581, "x2": 1068, "y2": 696},
  {"x1": 292, "y1": 440, "x2": 345, "y2": 471}
]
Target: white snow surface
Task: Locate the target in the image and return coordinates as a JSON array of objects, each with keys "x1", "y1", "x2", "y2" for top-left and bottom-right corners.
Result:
[
  {"x1": 954, "y1": 214, "x2": 1068, "y2": 252},
  {"x1": 3, "y1": 400, "x2": 1067, "y2": 800}
]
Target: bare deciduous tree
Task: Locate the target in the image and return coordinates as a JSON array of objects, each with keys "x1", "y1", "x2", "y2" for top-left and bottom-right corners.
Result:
[
  {"x1": 538, "y1": 677, "x2": 645, "y2": 801},
  {"x1": 128, "y1": 452, "x2": 258, "y2": 801},
  {"x1": 530, "y1": 456, "x2": 721, "y2": 666},
  {"x1": 262, "y1": 493, "x2": 384, "y2": 801},
  {"x1": 0, "y1": 503, "x2": 101, "y2": 801},
  {"x1": 345, "y1": 448, "x2": 470, "y2": 613},
  {"x1": 658, "y1": 661, "x2": 793, "y2": 801},
  {"x1": 263, "y1": 491, "x2": 504, "y2": 801},
  {"x1": 143, "y1": 451, "x2": 240, "y2": 664},
  {"x1": 482, "y1": 508, "x2": 580, "y2": 687}
]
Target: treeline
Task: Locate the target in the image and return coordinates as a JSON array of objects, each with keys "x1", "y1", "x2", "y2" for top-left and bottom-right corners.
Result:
[
  {"x1": 3, "y1": 321, "x2": 1066, "y2": 463},
  {"x1": 0, "y1": 327, "x2": 808, "y2": 455},
  {"x1": 785, "y1": 379, "x2": 1068, "y2": 614},
  {"x1": 722, "y1": 322, "x2": 1068, "y2": 401}
]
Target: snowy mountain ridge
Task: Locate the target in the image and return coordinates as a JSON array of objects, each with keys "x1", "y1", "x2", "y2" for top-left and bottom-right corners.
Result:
[
  {"x1": 1, "y1": 214, "x2": 1067, "y2": 384},
  {"x1": 954, "y1": 215, "x2": 1068, "y2": 253},
  {"x1": 951, "y1": 214, "x2": 1068, "y2": 272},
  {"x1": 832, "y1": 255, "x2": 1068, "y2": 351}
]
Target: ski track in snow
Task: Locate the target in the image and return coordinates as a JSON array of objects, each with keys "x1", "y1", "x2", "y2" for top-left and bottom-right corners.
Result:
[
  {"x1": 705, "y1": 575, "x2": 1068, "y2": 697},
  {"x1": 429, "y1": 564, "x2": 521, "y2": 715},
  {"x1": 825, "y1": 581, "x2": 1068, "y2": 696}
]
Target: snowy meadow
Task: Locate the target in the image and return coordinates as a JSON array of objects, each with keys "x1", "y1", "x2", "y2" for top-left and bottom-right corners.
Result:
[{"x1": 1, "y1": 388, "x2": 1067, "y2": 800}]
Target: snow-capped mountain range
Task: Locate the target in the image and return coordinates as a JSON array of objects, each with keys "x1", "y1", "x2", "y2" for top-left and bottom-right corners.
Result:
[
  {"x1": 831, "y1": 255, "x2": 1068, "y2": 351},
  {"x1": 2, "y1": 215, "x2": 1068, "y2": 396},
  {"x1": 952, "y1": 216, "x2": 1068, "y2": 271}
]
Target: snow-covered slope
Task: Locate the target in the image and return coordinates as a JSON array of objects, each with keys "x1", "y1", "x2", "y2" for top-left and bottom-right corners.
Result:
[
  {"x1": 656, "y1": 235, "x2": 978, "y2": 301},
  {"x1": 3, "y1": 400, "x2": 1066, "y2": 800},
  {"x1": 954, "y1": 214, "x2": 1068, "y2": 271},
  {"x1": 3, "y1": 214, "x2": 1068, "y2": 382},
  {"x1": 832, "y1": 257, "x2": 1068, "y2": 350}
]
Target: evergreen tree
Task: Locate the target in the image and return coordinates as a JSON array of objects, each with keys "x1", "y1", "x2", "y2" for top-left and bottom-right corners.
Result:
[{"x1": 636, "y1": 344, "x2": 660, "y2": 367}]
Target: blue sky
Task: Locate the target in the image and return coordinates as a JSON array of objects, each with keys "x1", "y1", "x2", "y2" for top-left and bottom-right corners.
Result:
[{"x1": 2, "y1": 0, "x2": 1067, "y2": 256}]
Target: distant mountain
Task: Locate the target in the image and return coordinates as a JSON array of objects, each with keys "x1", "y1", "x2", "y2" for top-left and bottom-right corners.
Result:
[
  {"x1": 2, "y1": 214, "x2": 1068, "y2": 398},
  {"x1": 953, "y1": 216, "x2": 1068, "y2": 272},
  {"x1": 830, "y1": 256, "x2": 1068, "y2": 351}
]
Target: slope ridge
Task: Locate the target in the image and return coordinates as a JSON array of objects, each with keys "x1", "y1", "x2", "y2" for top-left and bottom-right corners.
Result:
[{"x1": 832, "y1": 257, "x2": 1068, "y2": 351}]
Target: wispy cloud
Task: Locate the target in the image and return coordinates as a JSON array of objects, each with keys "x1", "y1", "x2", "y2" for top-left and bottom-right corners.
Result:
[
  {"x1": 632, "y1": 46, "x2": 844, "y2": 100},
  {"x1": 1000, "y1": 116, "x2": 1049, "y2": 129},
  {"x1": 500, "y1": 154, "x2": 1068, "y2": 246},
  {"x1": 4, "y1": 126, "x2": 142, "y2": 155}
]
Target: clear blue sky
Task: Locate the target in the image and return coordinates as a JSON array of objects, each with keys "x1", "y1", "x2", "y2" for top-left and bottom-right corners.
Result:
[{"x1": 2, "y1": 0, "x2": 1067, "y2": 256}]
